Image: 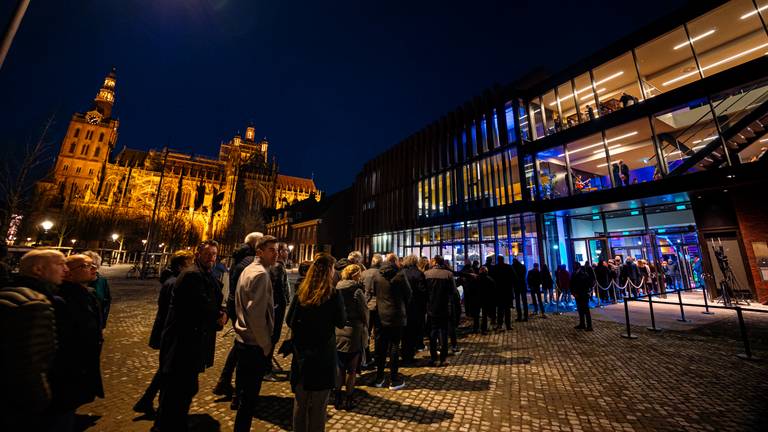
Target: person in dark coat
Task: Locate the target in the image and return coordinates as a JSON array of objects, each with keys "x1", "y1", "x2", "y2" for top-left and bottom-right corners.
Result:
[
  {"x1": 620, "y1": 257, "x2": 641, "y2": 298},
  {"x1": 373, "y1": 254, "x2": 411, "y2": 389},
  {"x1": 287, "y1": 254, "x2": 346, "y2": 432},
  {"x1": 527, "y1": 263, "x2": 546, "y2": 317},
  {"x1": 360, "y1": 254, "x2": 383, "y2": 369},
  {"x1": 82, "y1": 251, "x2": 112, "y2": 328},
  {"x1": 400, "y1": 255, "x2": 426, "y2": 363},
  {"x1": 489, "y1": 256, "x2": 515, "y2": 329},
  {"x1": 458, "y1": 262, "x2": 480, "y2": 333},
  {"x1": 215, "y1": 232, "x2": 262, "y2": 401},
  {"x1": 594, "y1": 260, "x2": 611, "y2": 302},
  {"x1": 541, "y1": 263, "x2": 555, "y2": 305},
  {"x1": 154, "y1": 241, "x2": 227, "y2": 432},
  {"x1": 555, "y1": 264, "x2": 571, "y2": 305},
  {"x1": 52, "y1": 254, "x2": 104, "y2": 430},
  {"x1": 476, "y1": 266, "x2": 497, "y2": 334},
  {"x1": 334, "y1": 264, "x2": 368, "y2": 409},
  {"x1": 512, "y1": 257, "x2": 529, "y2": 321},
  {"x1": 424, "y1": 255, "x2": 458, "y2": 366},
  {"x1": 134, "y1": 250, "x2": 194, "y2": 414},
  {"x1": 1, "y1": 249, "x2": 67, "y2": 431},
  {"x1": 571, "y1": 262, "x2": 595, "y2": 331}
]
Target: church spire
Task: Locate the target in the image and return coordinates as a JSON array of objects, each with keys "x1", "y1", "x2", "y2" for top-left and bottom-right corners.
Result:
[{"x1": 94, "y1": 67, "x2": 116, "y2": 118}]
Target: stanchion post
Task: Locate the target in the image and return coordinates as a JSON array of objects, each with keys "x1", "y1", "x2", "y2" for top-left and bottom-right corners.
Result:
[
  {"x1": 612, "y1": 282, "x2": 618, "y2": 304},
  {"x1": 676, "y1": 289, "x2": 691, "y2": 322},
  {"x1": 621, "y1": 297, "x2": 638, "y2": 339},
  {"x1": 701, "y1": 286, "x2": 714, "y2": 315},
  {"x1": 735, "y1": 307, "x2": 758, "y2": 360},
  {"x1": 647, "y1": 293, "x2": 662, "y2": 332}
]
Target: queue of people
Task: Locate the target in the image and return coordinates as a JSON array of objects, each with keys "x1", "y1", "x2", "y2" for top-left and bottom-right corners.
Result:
[{"x1": 3, "y1": 236, "x2": 649, "y2": 432}]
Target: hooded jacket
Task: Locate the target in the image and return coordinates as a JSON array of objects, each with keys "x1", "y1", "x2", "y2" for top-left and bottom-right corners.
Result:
[
  {"x1": 374, "y1": 263, "x2": 411, "y2": 327},
  {"x1": 335, "y1": 279, "x2": 368, "y2": 353}
]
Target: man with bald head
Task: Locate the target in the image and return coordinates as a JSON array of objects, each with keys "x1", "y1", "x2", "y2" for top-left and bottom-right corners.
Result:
[
  {"x1": 11, "y1": 249, "x2": 68, "y2": 299},
  {"x1": 46, "y1": 254, "x2": 104, "y2": 430}
]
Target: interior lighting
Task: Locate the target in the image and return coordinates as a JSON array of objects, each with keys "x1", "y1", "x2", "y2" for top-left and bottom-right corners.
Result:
[
  {"x1": 663, "y1": 43, "x2": 768, "y2": 86},
  {"x1": 560, "y1": 131, "x2": 638, "y2": 157},
  {"x1": 740, "y1": 5, "x2": 768, "y2": 20},
  {"x1": 673, "y1": 29, "x2": 715, "y2": 50},
  {"x1": 579, "y1": 88, "x2": 606, "y2": 101}
]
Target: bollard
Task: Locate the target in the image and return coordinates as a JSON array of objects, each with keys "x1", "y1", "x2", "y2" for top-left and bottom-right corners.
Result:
[
  {"x1": 676, "y1": 289, "x2": 691, "y2": 322},
  {"x1": 646, "y1": 293, "x2": 662, "y2": 332},
  {"x1": 621, "y1": 297, "x2": 638, "y2": 339},
  {"x1": 701, "y1": 286, "x2": 714, "y2": 315},
  {"x1": 735, "y1": 307, "x2": 758, "y2": 360}
]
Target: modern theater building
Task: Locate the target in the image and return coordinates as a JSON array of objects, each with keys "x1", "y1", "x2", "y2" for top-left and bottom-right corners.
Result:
[{"x1": 351, "y1": 0, "x2": 768, "y2": 303}]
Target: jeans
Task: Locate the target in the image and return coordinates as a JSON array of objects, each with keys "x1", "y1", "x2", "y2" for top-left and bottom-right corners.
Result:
[
  {"x1": 234, "y1": 342, "x2": 269, "y2": 432},
  {"x1": 530, "y1": 290, "x2": 544, "y2": 314},
  {"x1": 514, "y1": 290, "x2": 529, "y2": 320},
  {"x1": 429, "y1": 319, "x2": 449, "y2": 362},
  {"x1": 375, "y1": 326, "x2": 402, "y2": 381},
  {"x1": 155, "y1": 370, "x2": 199, "y2": 432},
  {"x1": 576, "y1": 299, "x2": 592, "y2": 329},
  {"x1": 293, "y1": 383, "x2": 330, "y2": 432}
]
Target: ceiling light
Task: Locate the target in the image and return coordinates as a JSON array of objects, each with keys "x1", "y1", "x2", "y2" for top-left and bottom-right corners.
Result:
[
  {"x1": 741, "y1": 5, "x2": 768, "y2": 20},
  {"x1": 673, "y1": 29, "x2": 715, "y2": 50},
  {"x1": 559, "y1": 131, "x2": 638, "y2": 157},
  {"x1": 572, "y1": 71, "x2": 624, "y2": 95},
  {"x1": 663, "y1": 43, "x2": 768, "y2": 86},
  {"x1": 580, "y1": 88, "x2": 606, "y2": 101}
]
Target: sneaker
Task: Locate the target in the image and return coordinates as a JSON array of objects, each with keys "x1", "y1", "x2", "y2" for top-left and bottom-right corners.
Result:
[
  {"x1": 213, "y1": 380, "x2": 234, "y2": 397},
  {"x1": 263, "y1": 372, "x2": 279, "y2": 382},
  {"x1": 373, "y1": 376, "x2": 386, "y2": 388},
  {"x1": 389, "y1": 377, "x2": 406, "y2": 390},
  {"x1": 133, "y1": 399, "x2": 155, "y2": 414}
]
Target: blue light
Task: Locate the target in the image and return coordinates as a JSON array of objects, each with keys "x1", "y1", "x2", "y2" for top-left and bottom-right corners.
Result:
[
  {"x1": 676, "y1": 205, "x2": 686, "y2": 210},
  {"x1": 622, "y1": 231, "x2": 630, "y2": 235},
  {"x1": 553, "y1": 245, "x2": 559, "y2": 250},
  {"x1": 592, "y1": 215, "x2": 600, "y2": 220},
  {"x1": 658, "y1": 229, "x2": 667, "y2": 233},
  {"x1": 630, "y1": 210, "x2": 640, "y2": 216}
]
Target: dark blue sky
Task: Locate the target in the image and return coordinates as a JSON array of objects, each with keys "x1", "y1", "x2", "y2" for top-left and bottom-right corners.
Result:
[{"x1": 1, "y1": 0, "x2": 685, "y2": 194}]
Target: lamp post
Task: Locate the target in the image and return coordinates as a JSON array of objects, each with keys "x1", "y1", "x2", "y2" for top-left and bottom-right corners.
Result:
[
  {"x1": 111, "y1": 233, "x2": 124, "y2": 264},
  {"x1": 39, "y1": 220, "x2": 54, "y2": 245},
  {"x1": 288, "y1": 244, "x2": 295, "y2": 267}
]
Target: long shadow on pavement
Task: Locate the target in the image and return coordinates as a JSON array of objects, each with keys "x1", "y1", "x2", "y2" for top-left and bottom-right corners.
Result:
[
  {"x1": 404, "y1": 372, "x2": 491, "y2": 391},
  {"x1": 347, "y1": 389, "x2": 454, "y2": 424}
]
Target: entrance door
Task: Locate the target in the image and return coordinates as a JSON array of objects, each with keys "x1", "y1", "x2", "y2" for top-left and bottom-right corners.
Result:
[
  {"x1": 608, "y1": 235, "x2": 650, "y2": 263},
  {"x1": 572, "y1": 238, "x2": 608, "y2": 267}
]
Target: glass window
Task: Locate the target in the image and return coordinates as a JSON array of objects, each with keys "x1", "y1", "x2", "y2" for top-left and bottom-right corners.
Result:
[
  {"x1": 565, "y1": 132, "x2": 611, "y2": 193},
  {"x1": 429, "y1": 226, "x2": 441, "y2": 244},
  {"x1": 574, "y1": 72, "x2": 599, "y2": 122},
  {"x1": 646, "y1": 205, "x2": 695, "y2": 228},
  {"x1": 522, "y1": 214, "x2": 539, "y2": 268},
  {"x1": 503, "y1": 104, "x2": 516, "y2": 144},
  {"x1": 605, "y1": 210, "x2": 645, "y2": 233},
  {"x1": 653, "y1": 99, "x2": 719, "y2": 174},
  {"x1": 529, "y1": 97, "x2": 546, "y2": 140},
  {"x1": 636, "y1": 27, "x2": 700, "y2": 96},
  {"x1": 556, "y1": 81, "x2": 578, "y2": 129},
  {"x1": 467, "y1": 221, "x2": 480, "y2": 241},
  {"x1": 94, "y1": 146, "x2": 101, "y2": 158},
  {"x1": 481, "y1": 220, "x2": 495, "y2": 241},
  {"x1": 535, "y1": 146, "x2": 569, "y2": 200},
  {"x1": 517, "y1": 101, "x2": 530, "y2": 141},
  {"x1": 506, "y1": 148, "x2": 522, "y2": 202},
  {"x1": 542, "y1": 89, "x2": 559, "y2": 135},
  {"x1": 570, "y1": 214, "x2": 605, "y2": 238},
  {"x1": 491, "y1": 154, "x2": 507, "y2": 206},
  {"x1": 592, "y1": 52, "x2": 644, "y2": 115},
  {"x1": 451, "y1": 222, "x2": 465, "y2": 241},
  {"x1": 68, "y1": 142, "x2": 76, "y2": 153},
  {"x1": 523, "y1": 154, "x2": 536, "y2": 201},
  {"x1": 605, "y1": 118, "x2": 661, "y2": 185},
  {"x1": 688, "y1": 0, "x2": 768, "y2": 79}
]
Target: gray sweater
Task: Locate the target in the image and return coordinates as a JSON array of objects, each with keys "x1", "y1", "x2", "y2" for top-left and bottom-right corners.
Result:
[{"x1": 234, "y1": 257, "x2": 274, "y2": 353}]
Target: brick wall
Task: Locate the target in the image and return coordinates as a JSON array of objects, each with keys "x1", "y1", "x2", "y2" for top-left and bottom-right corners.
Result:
[{"x1": 731, "y1": 188, "x2": 768, "y2": 304}]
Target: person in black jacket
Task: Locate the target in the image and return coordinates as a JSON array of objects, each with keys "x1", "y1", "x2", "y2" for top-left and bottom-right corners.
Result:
[
  {"x1": 287, "y1": 253, "x2": 346, "y2": 432},
  {"x1": 489, "y1": 256, "x2": 515, "y2": 330},
  {"x1": 424, "y1": 255, "x2": 459, "y2": 366},
  {"x1": 154, "y1": 240, "x2": 228, "y2": 432},
  {"x1": 52, "y1": 254, "x2": 104, "y2": 430},
  {"x1": 134, "y1": 250, "x2": 194, "y2": 414},
  {"x1": 400, "y1": 255, "x2": 426, "y2": 364},
  {"x1": 527, "y1": 263, "x2": 546, "y2": 318},
  {"x1": 476, "y1": 266, "x2": 497, "y2": 334},
  {"x1": 541, "y1": 263, "x2": 555, "y2": 305},
  {"x1": 373, "y1": 253, "x2": 411, "y2": 390},
  {"x1": 512, "y1": 257, "x2": 529, "y2": 322},
  {"x1": 334, "y1": 264, "x2": 368, "y2": 410},
  {"x1": 620, "y1": 257, "x2": 641, "y2": 298},
  {"x1": 215, "y1": 232, "x2": 262, "y2": 401},
  {"x1": 571, "y1": 262, "x2": 595, "y2": 331}
]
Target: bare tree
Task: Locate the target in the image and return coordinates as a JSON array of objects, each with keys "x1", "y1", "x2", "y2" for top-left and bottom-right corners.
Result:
[{"x1": 0, "y1": 115, "x2": 55, "y2": 242}]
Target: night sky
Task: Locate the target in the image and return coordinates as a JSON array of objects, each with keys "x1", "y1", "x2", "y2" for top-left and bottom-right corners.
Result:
[{"x1": 1, "y1": 0, "x2": 686, "y2": 195}]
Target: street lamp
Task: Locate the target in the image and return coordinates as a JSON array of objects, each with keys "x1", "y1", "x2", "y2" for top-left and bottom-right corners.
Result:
[
  {"x1": 70, "y1": 239, "x2": 77, "y2": 245},
  {"x1": 40, "y1": 220, "x2": 53, "y2": 231},
  {"x1": 111, "y1": 233, "x2": 124, "y2": 264},
  {"x1": 142, "y1": 239, "x2": 147, "y2": 245},
  {"x1": 111, "y1": 233, "x2": 119, "y2": 242}
]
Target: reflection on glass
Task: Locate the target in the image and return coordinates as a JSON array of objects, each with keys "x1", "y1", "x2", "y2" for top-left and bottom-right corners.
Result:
[
  {"x1": 530, "y1": 97, "x2": 546, "y2": 140},
  {"x1": 555, "y1": 81, "x2": 578, "y2": 129},
  {"x1": 636, "y1": 27, "x2": 701, "y2": 96},
  {"x1": 565, "y1": 133, "x2": 611, "y2": 193},
  {"x1": 592, "y1": 52, "x2": 643, "y2": 116},
  {"x1": 535, "y1": 146, "x2": 569, "y2": 200},
  {"x1": 605, "y1": 118, "x2": 661, "y2": 185},
  {"x1": 523, "y1": 154, "x2": 536, "y2": 201},
  {"x1": 518, "y1": 101, "x2": 531, "y2": 141},
  {"x1": 688, "y1": 0, "x2": 768, "y2": 79},
  {"x1": 542, "y1": 89, "x2": 559, "y2": 135}
]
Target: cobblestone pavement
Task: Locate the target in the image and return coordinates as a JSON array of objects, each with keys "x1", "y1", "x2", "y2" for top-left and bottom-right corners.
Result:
[{"x1": 76, "y1": 266, "x2": 768, "y2": 431}]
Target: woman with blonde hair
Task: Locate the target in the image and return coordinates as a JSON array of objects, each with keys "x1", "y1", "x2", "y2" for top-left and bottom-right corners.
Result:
[
  {"x1": 287, "y1": 253, "x2": 346, "y2": 432},
  {"x1": 334, "y1": 263, "x2": 368, "y2": 409}
]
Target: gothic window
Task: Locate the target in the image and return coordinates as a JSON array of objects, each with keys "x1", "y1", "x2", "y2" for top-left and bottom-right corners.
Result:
[
  {"x1": 98, "y1": 132, "x2": 104, "y2": 142},
  {"x1": 80, "y1": 144, "x2": 89, "y2": 156},
  {"x1": 68, "y1": 142, "x2": 76, "y2": 153},
  {"x1": 73, "y1": 128, "x2": 80, "y2": 138},
  {"x1": 75, "y1": 166, "x2": 82, "y2": 174},
  {"x1": 63, "y1": 164, "x2": 69, "y2": 172},
  {"x1": 94, "y1": 146, "x2": 101, "y2": 158},
  {"x1": 88, "y1": 168, "x2": 94, "y2": 176},
  {"x1": 85, "y1": 130, "x2": 93, "y2": 140}
]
